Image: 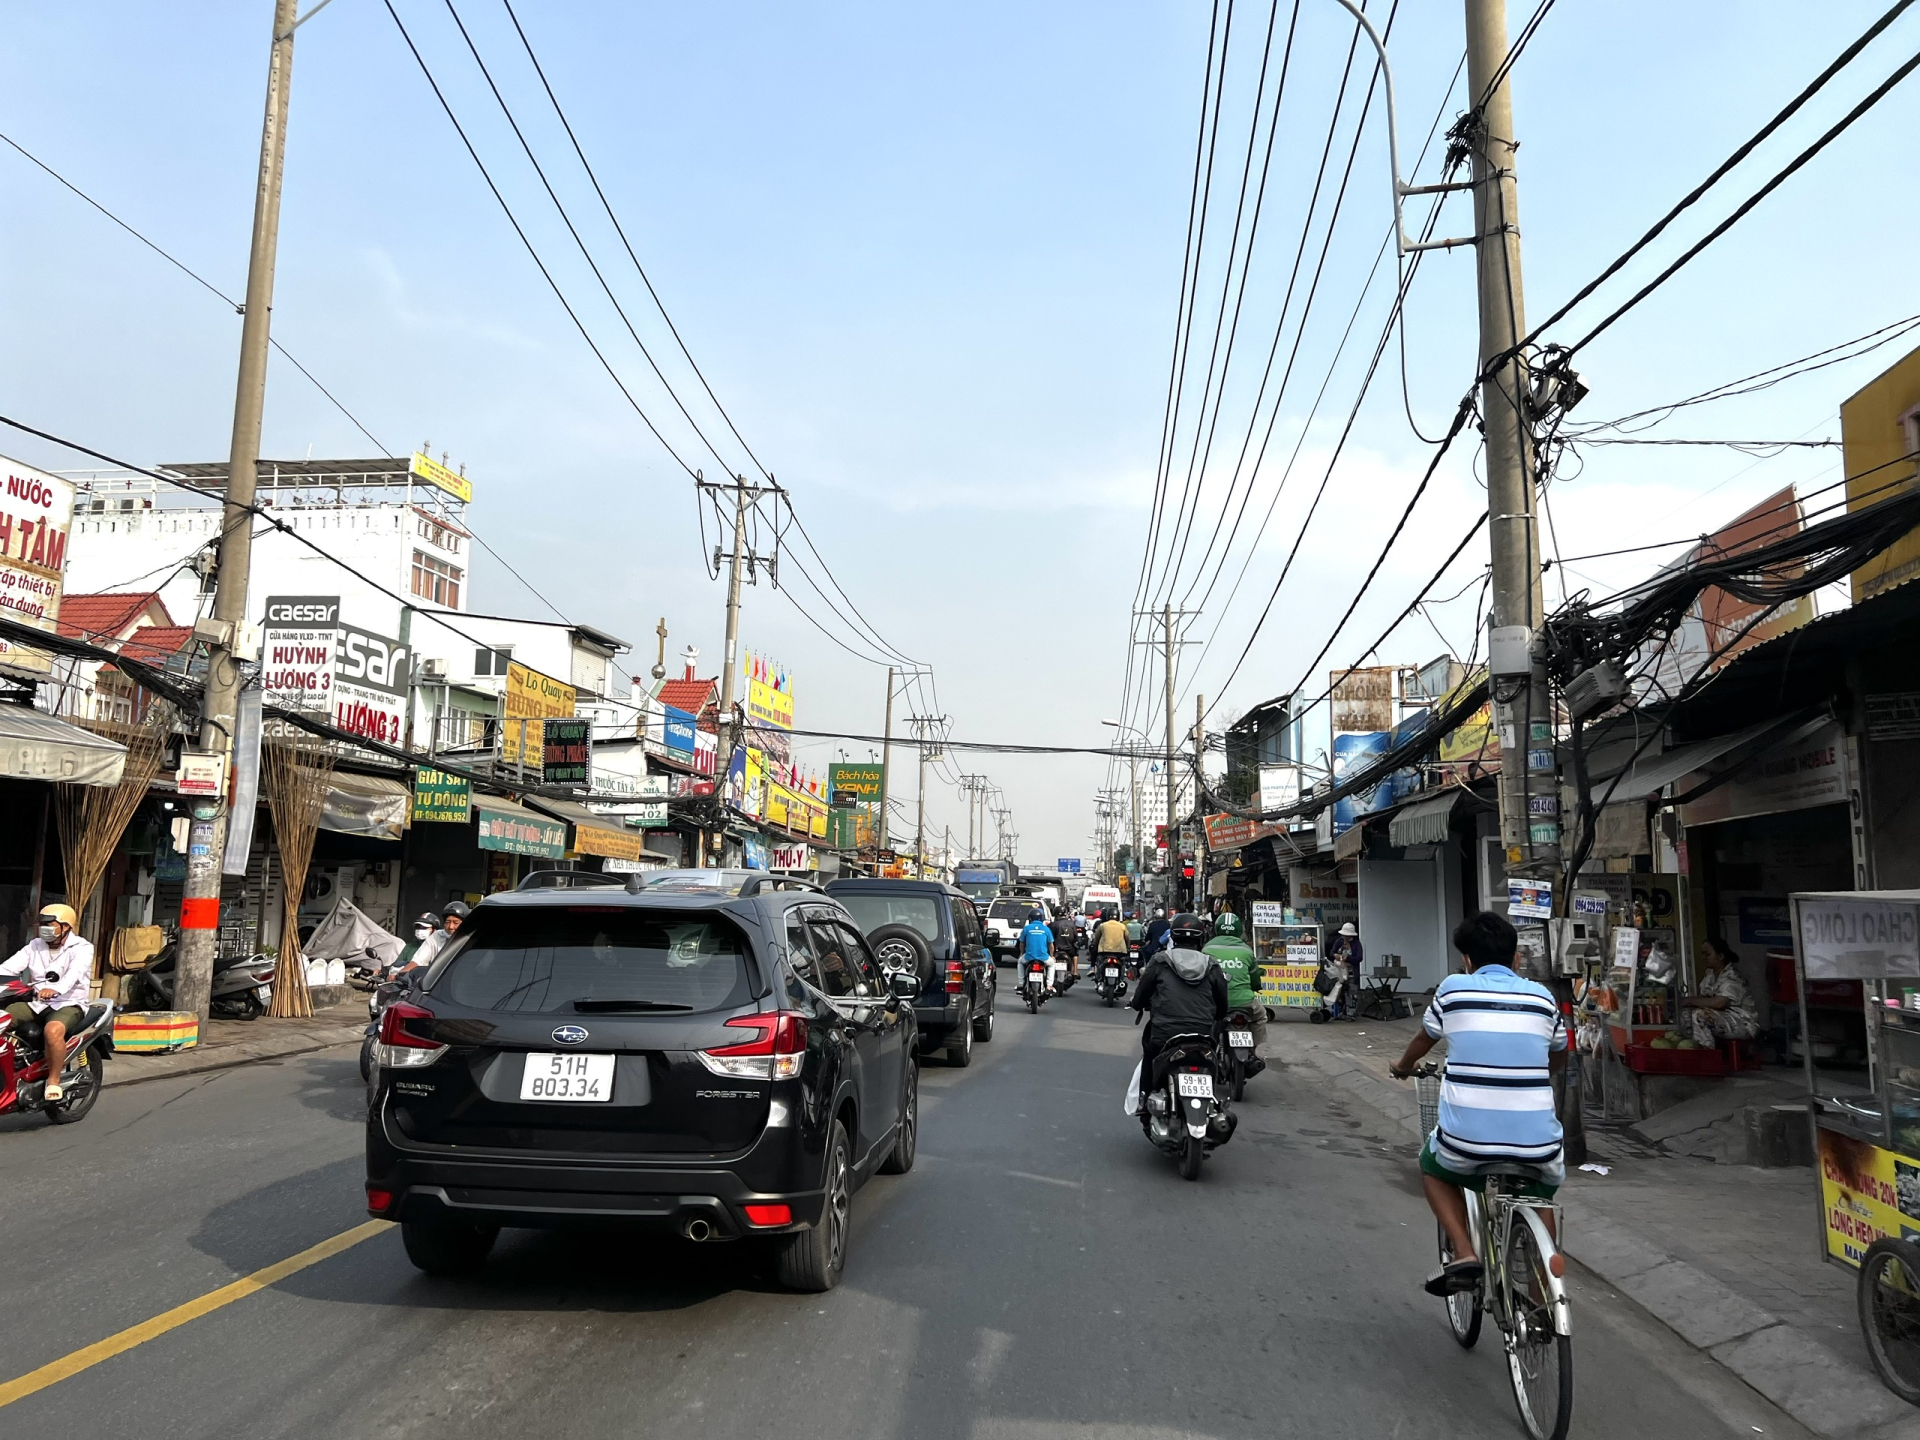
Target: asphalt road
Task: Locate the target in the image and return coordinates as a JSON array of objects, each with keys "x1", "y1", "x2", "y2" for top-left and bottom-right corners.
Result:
[{"x1": 2, "y1": 980, "x2": 1811, "y2": 1440}]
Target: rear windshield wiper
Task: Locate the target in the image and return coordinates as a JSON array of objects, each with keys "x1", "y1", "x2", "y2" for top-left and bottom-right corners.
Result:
[{"x1": 571, "y1": 997, "x2": 695, "y2": 1013}]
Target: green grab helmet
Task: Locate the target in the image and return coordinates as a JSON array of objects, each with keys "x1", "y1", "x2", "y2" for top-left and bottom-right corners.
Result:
[{"x1": 1213, "y1": 912, "x2": 1244, "y2": 939}]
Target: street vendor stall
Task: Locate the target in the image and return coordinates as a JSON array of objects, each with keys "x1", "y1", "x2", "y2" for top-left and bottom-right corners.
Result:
[
  {"x1": 1792, "y1": 889, "x2": 1920, "y2": 1404},
  {"x1": 1250, "y1": 901, "x2": 1320, "y2": 1014}
]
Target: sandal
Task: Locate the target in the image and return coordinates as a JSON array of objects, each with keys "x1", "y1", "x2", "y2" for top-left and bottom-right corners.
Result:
[
  {"x1": 44, "y1": 1081, "x2": 64, "y2": 1103},
  {"x1": 1424, "y1": 1258, "x2": 1483, "y2": 1296}
]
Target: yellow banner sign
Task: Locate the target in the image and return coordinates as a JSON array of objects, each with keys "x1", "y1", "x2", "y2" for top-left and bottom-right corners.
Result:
[
  {"x1": 572, "y1": 822, "x2": 642, "y2": 862},
  {"x1": 503, "y1": 661, "x2": 575, "y2": 766},
  {"x1": 409, "y1": 451, "x2": 473, "y2": 503},
  {"x1": 1818, "y1": 1126, "x2": 1920, "y2": 1267},
  {"x1": 1261, "y1": 963, "x2": 1322, "y2": 1010}
]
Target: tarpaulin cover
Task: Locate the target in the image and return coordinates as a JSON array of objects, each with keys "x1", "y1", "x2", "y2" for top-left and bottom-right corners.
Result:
[
  {"x1": 302, "y1": 895, "x2": 404, "y2": 967},
  {"x1": 320, "y1": 771, "x2": 410, "y2": 840},
  {"x1": 0, "y1": 704, "x2": 127, "y2": 787}
]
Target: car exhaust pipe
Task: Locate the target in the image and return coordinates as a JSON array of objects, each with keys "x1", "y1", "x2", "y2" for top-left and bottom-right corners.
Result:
[{"x1": 683, "y1": 1217, "x2": 714, "y2": 1243}]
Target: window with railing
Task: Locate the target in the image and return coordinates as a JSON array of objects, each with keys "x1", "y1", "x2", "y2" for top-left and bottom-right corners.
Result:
[{"x1": 411, "y1": 550, "x2": 462, "y2": 608}]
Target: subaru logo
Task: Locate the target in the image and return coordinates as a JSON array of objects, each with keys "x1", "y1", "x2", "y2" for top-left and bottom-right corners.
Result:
[{"x1": 551, "y1": 1025, "x2": 590, "y2": 1046}]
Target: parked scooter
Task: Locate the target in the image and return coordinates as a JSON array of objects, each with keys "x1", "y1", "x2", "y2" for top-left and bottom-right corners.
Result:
[
  {"x1": 1217, "y1": 1006, "x2": 1260, "y2": 1101},
  {"x1": 1132, "y1": 1014, "x2": 1235, "y2": 1180},
  {"x1": 0, "y1": 974, "x2": 115, "y2": 1125},
  {"x1": 126, "y1": 943, "x2": 275, "y2": 1019},
  {"x1": 1094, "y1": 952, "x2": 1130, "y2": 1007}
]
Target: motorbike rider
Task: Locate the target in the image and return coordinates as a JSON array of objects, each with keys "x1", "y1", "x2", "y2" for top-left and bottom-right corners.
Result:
[
  {"x1": 1091, "y1": 906, "x2": 1129, "y2": 974},
  {"x1": 1140, "y1": 908, "x2": 1172, "y2": 967},
  {"x1": 1, "y1": 904, "x2": 93, "y2": 1102},
  {"x1": 410, "y1": 900, "x2": 470, "y2": 971},
  {"x1": 1019, "y1": 908, "x2": 1059, "y2": 991},
  {"x1": 386, "y1": 911, "x2": 441, "y2": 978},
  {"x1": 1130, "y1": 912, "x2": 1229, "y2": 1086},
  {"x1": 1203, "y1": 910, "x2": 1267, "y2": 1076}
]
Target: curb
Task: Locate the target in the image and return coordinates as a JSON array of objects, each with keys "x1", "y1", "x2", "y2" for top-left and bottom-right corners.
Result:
[
  {"x1": 104, "y1": 1028, "x2": 363, "y2": 1089},
  {"x1": 1276, "y1": 1029, "x2": 1920, "y2": 1440}
]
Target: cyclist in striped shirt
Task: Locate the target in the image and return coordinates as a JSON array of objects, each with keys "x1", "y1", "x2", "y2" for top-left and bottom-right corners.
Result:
[{"x1": 1391, "y1": 910, "x2": 1567, "y2": 1296}]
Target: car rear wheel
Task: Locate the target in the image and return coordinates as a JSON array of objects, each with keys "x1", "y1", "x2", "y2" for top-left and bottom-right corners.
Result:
[
  {"x1": 775, "y1": 1119, "x2": 851, "y2": 1292},
  {"x1": 972, "y1": 996, "x2": 995, "y2": 1042},
  {"x1": 879, "y1": 1061, "x2": 917, "y2": 1174},
  {"x1": 401, "y1": 1217, "x2": 498, "y2": 1276},
  {"x1": 945, "y1": 1011, "x2": 974, "y2": 1067}
]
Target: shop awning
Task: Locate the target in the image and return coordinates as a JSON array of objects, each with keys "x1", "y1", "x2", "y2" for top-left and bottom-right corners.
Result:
[
  {"x1": 474, "y1": 795, "x2": 568, "y2": 859},
  {"x1": 321, "y1": 772, "x2": 409, "y2": 840},
  {"x1": 525, "y1": 797, "x2": 647, "y2": 863},
  {"x1": 1389, "y1": 789, "x2": 1464, "y2": 847},
  {"x1": 0, "y1": 705, "x2": 128, "y2": 787},
  {"x1": 1593, "y1": 711, "x2": 1821, "y2": 805}
]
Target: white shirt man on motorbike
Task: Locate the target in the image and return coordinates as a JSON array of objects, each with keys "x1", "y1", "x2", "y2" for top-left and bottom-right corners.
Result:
[{"x1": 1, "y1": 904, "x2": 94, "y2": 1101}]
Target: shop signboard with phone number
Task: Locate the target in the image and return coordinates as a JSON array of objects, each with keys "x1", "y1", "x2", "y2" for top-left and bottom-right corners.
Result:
[{"x1": 1817, "y1": 1126, "x2": 1920, "y2": 1267}]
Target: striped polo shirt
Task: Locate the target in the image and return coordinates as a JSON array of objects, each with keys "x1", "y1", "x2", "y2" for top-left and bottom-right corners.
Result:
[{"x1": 1423, "y1": 964, "x2": 1567, "y2": 1176}]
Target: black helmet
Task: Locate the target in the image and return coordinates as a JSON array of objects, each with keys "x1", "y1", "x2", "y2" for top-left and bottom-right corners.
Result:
[
  {"x1": 1028, "y1": 909, "x2": 1045, "y2": 925},
  {"x1": 1168, "y1": 912, "x2": 1209, "y2": 946},
  {"x1": 413, "y1": 910, "x2": 439, "y2": 930},
  {"x1": 441, "y1": 900, "x2": 471, "y2": 921}
]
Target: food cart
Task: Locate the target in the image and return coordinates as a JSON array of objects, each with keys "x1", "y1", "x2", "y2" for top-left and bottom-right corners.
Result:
[
  {"x1": 1792, "y1": 889, "x2": 1920, "y2": 1403},
  {"x1": 1249, "y1": 901, "x2": 1320, "y2": 1013}
]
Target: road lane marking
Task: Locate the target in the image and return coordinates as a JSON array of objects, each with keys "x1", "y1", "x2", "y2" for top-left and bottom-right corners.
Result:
[
  {"x1": 1006, "y1": 1170, "x2": 1080, "y2": 1188},
  {"x1": 0, "y1": 1219, "x2": 392, "y2": 1409}
]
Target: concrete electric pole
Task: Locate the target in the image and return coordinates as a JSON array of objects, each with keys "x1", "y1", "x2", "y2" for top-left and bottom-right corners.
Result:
[
  {"x1": 178, "y1": 0, "x2": 299, "y2": 1024},
  {"x1": 1465, "y1": 0, "x2": 1550, "y2": 880}
]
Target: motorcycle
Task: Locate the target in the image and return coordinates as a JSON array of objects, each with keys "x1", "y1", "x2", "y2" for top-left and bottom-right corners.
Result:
[
  {"x1": 126, "y1": 943, "x2": 275, "y2": 1020},
  {"x1": 1217, "y1": 1007, "x2": 1260, "y2": 1101},
  {"x1": 1020, "y1": 956, "x2": 1051, "y2": 1013},
  {"x1": 359, "y1": 967, "x2": 421, "y2": 1087},
  {"x1": 1094, "y1": 953, "x2": 1130, "y2": 1007},
  {"x1": 0, "y1": 974, "x2": 115, "y2": 1125},
  {"x1": 1126, "y1": 938, "x2": 1142, "y2": 977},
  {"x1": 1133, "y1": 1016, "x2": 1234, "y2": 1180}
]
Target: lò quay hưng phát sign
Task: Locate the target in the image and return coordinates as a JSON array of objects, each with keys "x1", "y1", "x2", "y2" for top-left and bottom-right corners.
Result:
[{"x1": 502, "y1": 660, "x2": 575, "y2": 768}]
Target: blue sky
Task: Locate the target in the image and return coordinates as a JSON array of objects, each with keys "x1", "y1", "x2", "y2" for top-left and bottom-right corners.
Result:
[{"x1": 2, "y1": 1, "x2": 1916, "y2": 863}]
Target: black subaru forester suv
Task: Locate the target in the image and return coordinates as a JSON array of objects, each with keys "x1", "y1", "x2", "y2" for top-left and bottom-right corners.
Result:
[{"x1": 364, "y1": 873, "x2": 918, "y2": 1292}]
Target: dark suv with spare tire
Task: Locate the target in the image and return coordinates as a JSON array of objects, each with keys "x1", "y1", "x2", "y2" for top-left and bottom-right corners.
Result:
[
  {"x1": 825, "y1": 878, "x2": 995, "y2": 1067},
  {"x1": 364, "y1": 872, "x2": 917, "y2": 1292}
]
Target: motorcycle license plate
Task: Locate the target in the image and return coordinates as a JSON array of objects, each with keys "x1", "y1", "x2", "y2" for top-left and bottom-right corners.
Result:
[
  {"x1": 255, "y1": 985, "x2": 273, "y2": 1003},
  {"x1": 1227, "y1": 1029, "x2": 1254, "y2": 1048},
  {"x1": 1104, "y1": 966, "x2": 1120, "y2": 978},
  {"x1": 1176, "y1": 1072, "x2": 1214, "y2": 1098},
  {"x1": 520, "y1": 1052, "x2": 614, "y2": 1102}
]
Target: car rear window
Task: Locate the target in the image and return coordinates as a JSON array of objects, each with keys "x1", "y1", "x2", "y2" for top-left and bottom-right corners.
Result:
[
  {"x1": 834, "y1": 893, "x2": 942, "y2": 941},
  {"x1": 988, "y1": 900, "x2": 1038, "y2": 921},
  {"x1": 430, "y1": 907, "x2": 751, "y2": 1015}
]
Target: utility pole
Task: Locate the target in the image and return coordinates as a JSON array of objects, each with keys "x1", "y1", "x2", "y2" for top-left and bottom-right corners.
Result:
[
  {"x1": 1466, "y1": 0, "x2": 1549, "y2": 879},
  {"x1": 178, "y1": 0, "x2": 298, "y2": 1025},
  {"x1": 909, "y1": 714, "x2": 947, "y2": 878},
  {"x1": 879, "y1": 666, "x2": 894, "y2": 854},
  {"x1": 1163, "y1": 603, "x2": 1177, "y2": 879},
  {"x1": 1193, "y1": 694, "x2": 1208, "y2": 911},
  {"x1": 1465, "y1": 0, "x2": 1580, "y2": 1160},
  {"x1": 698, "y1": 473, "x2": 779, "y2": 825}
]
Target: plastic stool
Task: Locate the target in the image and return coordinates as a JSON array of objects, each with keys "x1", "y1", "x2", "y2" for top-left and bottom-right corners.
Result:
[{"x1": 1722, "y1": 1037, "x2": 1762, "y2": 1072}]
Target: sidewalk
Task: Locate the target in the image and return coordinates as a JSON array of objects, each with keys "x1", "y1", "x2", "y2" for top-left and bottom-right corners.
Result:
[
  {"x1": 1273, "y1": 1014, "x2": 1920, "y2": 1440},
  {"x1": 103, "y1": 1001, "x2": 365, "y2": 1089}
]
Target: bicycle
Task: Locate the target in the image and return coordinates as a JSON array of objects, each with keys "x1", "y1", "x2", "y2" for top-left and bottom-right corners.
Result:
[{"x1": 1413, "y1": 1064, "x2": 1575, "y2": 1440}]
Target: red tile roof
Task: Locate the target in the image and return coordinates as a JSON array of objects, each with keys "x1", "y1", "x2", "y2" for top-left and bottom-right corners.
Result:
[
  {"x1": 659, "y1": 677, "x2": 717, "y2": 716},
  {"x1": 118, "y1": 625, "x2": 195, "y2": 665},
  {"x1": 58, "y1": 592, "x2": 171, "y2": 642}
]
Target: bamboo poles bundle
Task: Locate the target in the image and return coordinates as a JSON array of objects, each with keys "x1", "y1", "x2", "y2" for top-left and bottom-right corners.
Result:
[
  {"x1": 53, "y1": 698, "x2": 177, "y2": 943},
  {"x1": 262, "y1": 732, "x2": 337, "y2": 1018}
]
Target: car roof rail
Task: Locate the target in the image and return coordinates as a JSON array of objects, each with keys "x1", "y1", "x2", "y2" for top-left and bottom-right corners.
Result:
[
  {"x1": 515, "y1": 870, "x2": 627, "y2": 892},
  {"x1": 738, "y1": 875, "x2": 826, "y2": 897}
]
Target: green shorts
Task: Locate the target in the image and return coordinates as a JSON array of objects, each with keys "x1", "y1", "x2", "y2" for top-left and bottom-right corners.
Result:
[{"x1": 1419, "y1": 1138, "x2": 1559, "y2": 1199}]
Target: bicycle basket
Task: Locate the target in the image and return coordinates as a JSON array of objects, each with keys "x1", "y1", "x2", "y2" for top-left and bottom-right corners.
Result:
[{"x1": 1415, "y1": 1071, "x2": 1441, "y2": 1143}]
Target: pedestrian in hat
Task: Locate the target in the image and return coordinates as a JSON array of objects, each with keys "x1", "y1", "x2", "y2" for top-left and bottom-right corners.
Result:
[{"x1": 1331, "y1": 922, "x2": 1363, "y2": 1020}]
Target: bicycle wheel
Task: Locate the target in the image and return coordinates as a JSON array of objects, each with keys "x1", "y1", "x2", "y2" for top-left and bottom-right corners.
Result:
[
  {"x1": 1860, "y1": 1238, "x2": 1920, "y2": 1405},
  {"x1": 1503, "y1": 1214, "x2": 1573, "y2": 1440},
  {"x1": 1437, "y1": 1222, "x2": 1482, "y2": 1349}
]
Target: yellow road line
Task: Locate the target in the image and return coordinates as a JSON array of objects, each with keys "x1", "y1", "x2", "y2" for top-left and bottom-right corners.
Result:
[{"x1": 0, "y1": 1219, "x2": 392, "y2": 1409}]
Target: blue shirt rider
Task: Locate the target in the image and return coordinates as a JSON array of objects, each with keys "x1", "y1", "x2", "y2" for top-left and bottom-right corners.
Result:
[{"x1": 1020, "y1": 911, "x2": 1054, "y2": 963}]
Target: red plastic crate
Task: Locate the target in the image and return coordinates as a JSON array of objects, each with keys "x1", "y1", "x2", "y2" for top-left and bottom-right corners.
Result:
[{"x1": 1625, "y1": 1043, "x2": 1726, "y2": 1076}]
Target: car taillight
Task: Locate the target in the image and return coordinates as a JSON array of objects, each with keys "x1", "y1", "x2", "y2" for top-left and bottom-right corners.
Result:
[
  {"x1": 365, "y1": 1185, "x2": 395, "y2": 1216},
  {"x1": 375, "y1": 1002, "x2": 447, "y2": 1069},
  {"x1": 699, "y1": 1011, "x2": 809, "y2": 1081},
  {"x1": 945, "y1": 961, "x2": 964, "y2": 994}
]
